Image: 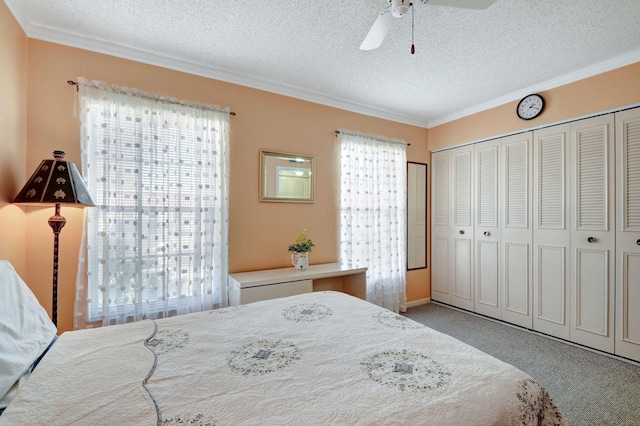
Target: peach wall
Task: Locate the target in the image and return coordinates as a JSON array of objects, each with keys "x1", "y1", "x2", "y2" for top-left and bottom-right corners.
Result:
[
  {"x1": 0, "y1": 2, "x2": 27, "y2": 275},
  {"x1": 429, "y1": 62, "x2": 640, "y2": 151},
  {"x1": 8, "y1": 7, "x2": 639, "y2": 334},
  {"x1": 8, "y1": 9, "x2": 639, "y2": 334},
  {"x1": 25, "y1": 40, "x2": 430, "y2": 332}
]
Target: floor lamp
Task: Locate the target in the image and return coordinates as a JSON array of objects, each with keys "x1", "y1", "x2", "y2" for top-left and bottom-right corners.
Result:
[{"x1": 13, "y1": 150, "x2": 95, "y2": 327}]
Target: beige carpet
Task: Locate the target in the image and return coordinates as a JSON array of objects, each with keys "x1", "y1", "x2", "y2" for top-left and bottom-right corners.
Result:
[{"x1": 403, "y1": 302, "x2": 640, "y2": 426}]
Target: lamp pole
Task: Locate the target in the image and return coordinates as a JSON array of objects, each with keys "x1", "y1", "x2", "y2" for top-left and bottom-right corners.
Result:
[{"x1": 48, "y1": 203, "x2": 66, "y2": 327}]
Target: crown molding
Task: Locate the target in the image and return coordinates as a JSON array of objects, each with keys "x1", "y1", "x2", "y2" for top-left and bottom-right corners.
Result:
[{"x1": 20, "y1": 19, "x2": 431, "y2": 128}]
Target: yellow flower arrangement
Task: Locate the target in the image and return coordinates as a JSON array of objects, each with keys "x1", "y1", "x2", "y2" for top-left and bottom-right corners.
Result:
[{"x1": 288, "y1": 229, "x2": 315, "y2": 253}]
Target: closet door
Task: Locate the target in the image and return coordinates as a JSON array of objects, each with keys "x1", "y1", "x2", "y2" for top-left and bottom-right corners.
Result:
[
  {"x1": 570, "y1": 114, "x2": 615, "y2": 353},
  {"x1": 615, "y1": 107, "x2": 640, "y2": 362},
  {"x1": 474, "y1": 139, "x2": 501, "y2": 319},
  {"x1": 450, "y1": 146, "x2": 475, "y2": 310},
  {"x1": 431, "y1": 150, "x2": 451, "y2": 303},
  {"x1": 533, "y1": 124, "x2": 571, "y2": 340},
  {"x1": 501, "y1": 133, "x2": 533, "y2": 328}
]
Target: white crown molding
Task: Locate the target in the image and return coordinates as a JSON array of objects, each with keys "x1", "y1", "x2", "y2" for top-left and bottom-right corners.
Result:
[
  {"x1": 428, "y1": 48, "x2": 640, "y2": 128},
  {"x1": 20, "y1": 19, "x2": 431, "y2": 128}
]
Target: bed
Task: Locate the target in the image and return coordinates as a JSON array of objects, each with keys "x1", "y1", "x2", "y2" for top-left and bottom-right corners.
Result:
[{"x1": 1, "y1": 263, "x2": 567, "y2": 425}]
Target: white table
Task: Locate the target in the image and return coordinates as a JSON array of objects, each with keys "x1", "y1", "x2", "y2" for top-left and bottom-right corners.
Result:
[{"x1": 228, "y1": 262, "x2": 367, "y2": 304}]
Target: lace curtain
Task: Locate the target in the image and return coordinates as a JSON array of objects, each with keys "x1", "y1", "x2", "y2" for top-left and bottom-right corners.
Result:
[
  {"x1": 74, "y1": 78, "x2": 233, "y2": 328},
  {"x1": 338, "y1": 130, "x2": 407, "y2": 313}
]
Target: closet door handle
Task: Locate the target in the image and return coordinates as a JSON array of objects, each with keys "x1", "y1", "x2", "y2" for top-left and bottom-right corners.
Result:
[
  {"x1": 587, "y1": 237, "x2": 596, "y2": 243},
  {"x1": 483, "y1": 231, "x2": 490, "y2": 236},
  {"x1": 459, "y1": 230, "x2": 465, "y2": 235},
  {"x1": 636, "y1": 239, "x2": 640, "y2": 246}
]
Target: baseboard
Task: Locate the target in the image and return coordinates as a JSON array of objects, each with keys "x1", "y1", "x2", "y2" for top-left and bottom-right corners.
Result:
[
  {"x1": 430, "y1": 300, "x2": 640, "y2": 368},
  {"x1": 406, "y1": 297, "x2": 430, "y2": 308}
]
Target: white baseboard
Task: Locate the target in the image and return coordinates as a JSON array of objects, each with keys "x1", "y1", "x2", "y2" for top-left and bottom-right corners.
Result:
[
  {"x1": 430, "y1": 300, "x2": 640, "y2": 368},
  {"x1": 406, "y1": 297, "x2": 430, "y2": 308}
]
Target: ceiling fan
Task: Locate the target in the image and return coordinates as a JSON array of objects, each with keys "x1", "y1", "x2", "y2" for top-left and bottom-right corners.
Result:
[{"x1": 359, "y1": 0, "x2": 498, "y2": 53}]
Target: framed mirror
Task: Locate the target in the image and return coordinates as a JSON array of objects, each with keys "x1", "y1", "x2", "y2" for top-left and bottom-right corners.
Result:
[
  {"x1": 407, "y1": 162, "x2": 427, "y2": 270},
  {"x1": 260, "y1": 150, "x2": 315, "y2": 203}
]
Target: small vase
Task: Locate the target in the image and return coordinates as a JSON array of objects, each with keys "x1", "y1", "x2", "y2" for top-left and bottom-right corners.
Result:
[{"x1": 291, "y1": 252, "x2": 309, "y2": 271}]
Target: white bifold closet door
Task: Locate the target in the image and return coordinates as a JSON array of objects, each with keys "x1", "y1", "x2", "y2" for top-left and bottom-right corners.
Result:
[
  {"x1": 474, "y1": 139, "x2": 501, "y2": 319},
  {"x1": 436, "y1": 136, "x2": 533, "y2": 321},
  {"x1": 533, "y1": 123, "x2": 571, "y2": 340},
  {"x1": 431, "y1": 150, "x2": 451, "y2": 303},
  {"x1": 500, "y1": 133, "x2": 533, "y2": 328},
  {"x1": 615, "y1": 107, "x2": 640, "y2": 361},
  {"x1": 430, "y1": 145, "x2": 474, "y2": 310},
  {"x1": 570, "y1": 114, "x2": 615, "y2": 353},
  {"x1": 474, "y1": 133, "x2": 533, "y2": 327},
  {"x1": 450, "y1": 146, "x2": 475, "y2": 310}
]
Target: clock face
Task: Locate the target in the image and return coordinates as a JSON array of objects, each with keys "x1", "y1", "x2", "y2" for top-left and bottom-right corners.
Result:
[{"x1": 517, "y1": 94, "x2": 544, "y2": 120}]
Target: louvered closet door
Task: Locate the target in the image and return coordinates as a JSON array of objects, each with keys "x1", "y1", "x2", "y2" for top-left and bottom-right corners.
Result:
[
  {"x1": 570, "y1": 114, "x2": 615, "y2": 353},
  {"x1": 533, "y1": 124, "x2": 571, "y2": 340},
  {"x1": 450, "y1": 146, "x2": 474, "y2": 311},
  {"x1": 474, "y1": 139, "x2": 501, "y2": 319},
  {"x1": 615, "y1": 107, "x2": 640, "y2": 362},
  {"x1": 501, "y1": 133, "x2": 533, "y2": 328},
  {"x1": 431, "y1": 150, "x2": 452, "y2": 303}
]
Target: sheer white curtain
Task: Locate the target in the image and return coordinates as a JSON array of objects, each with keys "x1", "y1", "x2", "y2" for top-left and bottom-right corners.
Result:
[
  {"x1": 74, "y1": 78, "x2": 233, "y2": 329},
  {"x1": 338, "y1": 130, "x2": 407, "y2": 313}
]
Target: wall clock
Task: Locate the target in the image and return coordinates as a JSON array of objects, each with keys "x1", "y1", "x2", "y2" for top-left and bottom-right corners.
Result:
[{"x1": 516, "y1": 94, "x2": 545, "y2": 120}]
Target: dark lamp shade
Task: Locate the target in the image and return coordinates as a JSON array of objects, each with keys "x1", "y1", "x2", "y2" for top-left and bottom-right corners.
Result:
[{"x1": 13, "y1": 151, "x2": 96, "y2": 207}]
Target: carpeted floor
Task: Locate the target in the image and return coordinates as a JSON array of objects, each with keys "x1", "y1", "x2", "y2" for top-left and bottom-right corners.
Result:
[{"x1": 402, "y1": 302, "x2": 640, "y2": 426}]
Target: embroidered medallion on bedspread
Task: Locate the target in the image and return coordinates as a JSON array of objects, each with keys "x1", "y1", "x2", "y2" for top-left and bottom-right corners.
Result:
[{"x1": 1, "y1": 291, "x2": 568, "y2": 425}]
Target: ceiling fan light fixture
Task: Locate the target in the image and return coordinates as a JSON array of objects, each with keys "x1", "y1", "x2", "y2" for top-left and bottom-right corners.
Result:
[
  {"x1": 360, "y1": 0, "x2": 497, "y2": 51},
  {"x1": 391, "y1": 0, "x2": 411, "y2": 17}
]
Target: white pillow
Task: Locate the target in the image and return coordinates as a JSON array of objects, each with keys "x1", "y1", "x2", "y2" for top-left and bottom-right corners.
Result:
[{"x1": 0, "y1": 260, "x2": 57, "y2": 409}]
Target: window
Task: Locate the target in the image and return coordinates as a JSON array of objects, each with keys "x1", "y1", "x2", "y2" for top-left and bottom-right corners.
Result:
[
  {"x1": 338, "y1": 130, "x2": 407, "y2": 313},
  {"x1": 74, "y1": 78, "x2": 232, "y2": 328}
]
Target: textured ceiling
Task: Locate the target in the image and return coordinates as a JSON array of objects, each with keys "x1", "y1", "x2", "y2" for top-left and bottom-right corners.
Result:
[{"x1": 6, "y1": 0, "x2": 640, "y2": 127}]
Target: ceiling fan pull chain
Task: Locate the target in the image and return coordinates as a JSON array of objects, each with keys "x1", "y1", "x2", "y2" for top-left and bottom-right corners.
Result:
[{"x1": 411, "y1": 2, "x2": 416, "y2": 54}]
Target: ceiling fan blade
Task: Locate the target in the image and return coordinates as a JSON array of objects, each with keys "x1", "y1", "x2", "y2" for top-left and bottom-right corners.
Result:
[
  {"x1": 422, "y1": 0, "x2": 497, "y2": 9},
  {"x1": 359, "y1": 8, "x2": 394, "y2": 51}
]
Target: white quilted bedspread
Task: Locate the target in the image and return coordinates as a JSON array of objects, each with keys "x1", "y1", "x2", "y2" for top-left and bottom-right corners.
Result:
[{"x1": 1, "y1": 291, "x2": 567, "y2": 425}]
